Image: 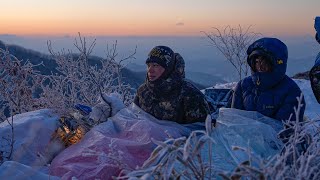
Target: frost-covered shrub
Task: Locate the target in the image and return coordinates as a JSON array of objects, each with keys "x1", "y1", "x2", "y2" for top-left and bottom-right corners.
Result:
[
  {"x1": 203, "y1": 25, "x2": 260, "y2": 80},
  {"x1": 0, "y1": 47, "x2": 42, "y2": 121},
  {"x1": 39, "y1": 34, "x2": 136, "y2": 115},
  {"x1": 0, "y1": 47, "x2": 43, "y2": 165}
]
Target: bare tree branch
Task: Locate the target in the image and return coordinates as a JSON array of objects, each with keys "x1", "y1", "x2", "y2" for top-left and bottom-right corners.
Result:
[
  {"x1": 202, "y1": 25, "x2": 260, "y2": 80},
  {"x1": 42, "y1": 34, "x2": 136, "y2": 115}
]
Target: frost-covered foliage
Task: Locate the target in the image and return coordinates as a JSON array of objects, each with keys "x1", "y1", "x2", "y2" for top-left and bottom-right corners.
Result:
[
  {"x1": 122, "y1": 95, "x2": 320, "y2": 179},
  {"x1": 203, "y1": 25, "x2": 260, "y2": 80},
  {"x1": 0, "y1": 47, "x2": 42, "y2": 165},
  {"x1": 0, "y1": 47, "x2": 42, "y2": 120},
  {"x1": 39, "y1": 34, "x2": 136, "y2": 115},
  {"x1": 0, "y1": 34, "x2": 136, "y2": 117}
]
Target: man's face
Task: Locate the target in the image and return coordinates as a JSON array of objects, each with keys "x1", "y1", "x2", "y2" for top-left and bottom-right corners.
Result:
[
  {"x1": 254, "y1": 56, "x2": 272, "y2": 72},
  {"x1": 147, "y1": 62, "x2": 165, "y2": 81}
]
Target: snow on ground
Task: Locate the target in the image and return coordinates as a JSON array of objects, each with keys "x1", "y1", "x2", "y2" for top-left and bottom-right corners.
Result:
[
  {"x1": 0, "y1": 109, "x2": 59, "y2": 179},
  {"x1": 0, "y1": 161, "x2": 59, "y2": 180},
  {"x1": 0, "y1": 109, "x2": 59, "y2": 166},
  {"x1": 294, "y1": 79, "x2": 320, "y2": 120}
]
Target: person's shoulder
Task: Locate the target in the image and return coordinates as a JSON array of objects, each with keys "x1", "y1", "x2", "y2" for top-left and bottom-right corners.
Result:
[
  {"x1": 236, "y1": 76, "x2": 253, "y2": 89},
  {"x1": 181, "y1": 80, "x2": 204, "y2": 96},
  {"x1": 281, "y1": 75, "x2": 302, "y2": 92},
  {"x1": 182, "y1": 80, "x2": 201, "y2": 90},
  {"x1": 241, "y1": 76, "x2": 253, "y2": 84},
  {"x1": 136, "y1": 83, "x2": 148, "y2": 93}
]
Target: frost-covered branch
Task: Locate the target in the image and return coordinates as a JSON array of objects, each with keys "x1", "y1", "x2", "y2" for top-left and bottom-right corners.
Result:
[
  {"x1": 202, "y1": 25, "x2": 260, "y2": 80},
  {"x1": 0, "y1": 47, "x2": 42, "y2": 119},
  {"x1": 41, "y1": 34, "x2": 136, "y2": 115}
]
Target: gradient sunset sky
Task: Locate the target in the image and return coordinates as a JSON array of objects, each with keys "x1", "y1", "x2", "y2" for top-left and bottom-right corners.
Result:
[{"x1": 1, "y1": 0, "x2": 319, "y2": 36}]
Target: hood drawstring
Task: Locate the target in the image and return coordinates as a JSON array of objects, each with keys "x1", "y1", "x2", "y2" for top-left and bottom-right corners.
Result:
[{"x1": 256, "y1": 76, "x2": 261, "y2": 86}]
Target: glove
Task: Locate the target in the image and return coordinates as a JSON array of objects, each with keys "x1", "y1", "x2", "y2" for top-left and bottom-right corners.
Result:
[{"x1": 100, "y1": 92, "x2": 125, "y2": 116}]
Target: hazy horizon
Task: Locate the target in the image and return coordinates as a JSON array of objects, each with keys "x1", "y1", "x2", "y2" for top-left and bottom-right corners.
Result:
[
  {"x1": 1, "y1": 0, "x2": 319, "y2": 36},
  {"x1": 0, "y1": 34, "x2": 318, "y2": 83}
]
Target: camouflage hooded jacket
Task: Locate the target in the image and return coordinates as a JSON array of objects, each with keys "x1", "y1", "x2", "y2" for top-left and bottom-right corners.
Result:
[{"x1": 134, "y1": 53, "x2": 210, "y2": 124}]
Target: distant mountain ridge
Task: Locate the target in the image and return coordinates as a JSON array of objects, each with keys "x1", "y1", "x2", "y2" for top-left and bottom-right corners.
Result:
[
  {"x1": 0, "y1": 40, "x2": 145, "y2": 89},
  {"x1": 0, "y1": 40, "x2": 206, "y2": 89},
  {"x1": 126, "y1": 62, "x2": 227, "y2": 88}
]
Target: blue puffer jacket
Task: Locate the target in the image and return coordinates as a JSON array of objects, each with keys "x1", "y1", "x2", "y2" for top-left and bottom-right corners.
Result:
[
  {"x1": 315, "y1": 16, "x2": 320, "y2": 44},
  {"x1": 232, "y1": 38, "x2": 305, "y2": 122},
  {"x1": 310, "y1": 16, "x2": 320, "y2": 103}
]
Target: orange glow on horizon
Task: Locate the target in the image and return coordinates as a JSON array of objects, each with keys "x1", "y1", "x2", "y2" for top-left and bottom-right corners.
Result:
[
  {"x1": 0, "y1": 19, "x2": 315, "y2": 37},
  {"x1": 0, "y1": 0, "x2": 318, "y2": 37}
]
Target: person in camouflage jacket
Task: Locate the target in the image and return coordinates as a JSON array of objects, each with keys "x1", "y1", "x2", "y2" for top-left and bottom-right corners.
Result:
[{"x1": 134, "y1": 46, "x2": 210, "y2": 124}]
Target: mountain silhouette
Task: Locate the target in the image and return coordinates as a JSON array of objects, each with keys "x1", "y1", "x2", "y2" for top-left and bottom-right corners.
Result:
[{"x1": 0, "y1": 40, "x2": 205, "y2": 89}]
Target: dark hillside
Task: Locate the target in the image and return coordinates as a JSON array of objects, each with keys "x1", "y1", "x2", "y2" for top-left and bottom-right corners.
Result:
[{"x1": 0, "y1": 40, "x2": 205, "y2": 89}]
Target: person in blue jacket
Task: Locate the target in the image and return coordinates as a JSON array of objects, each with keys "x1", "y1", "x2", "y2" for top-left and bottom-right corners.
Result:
[
  {"x1": 315, "y1": 16, "x2": 320, "y2": 44},
  {"x1": 310, "y1": 16, "x2": 320, "y2": 101},
  {"x1": 231, "y1": 37, "x2": 305, "y2": 122}
]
